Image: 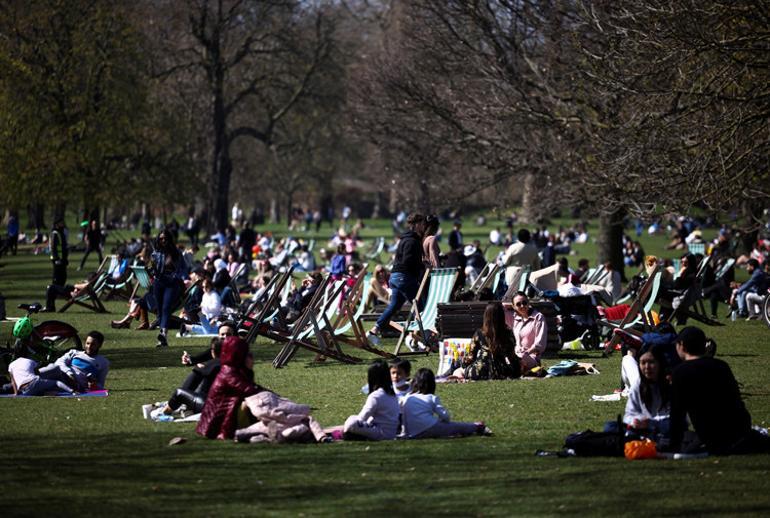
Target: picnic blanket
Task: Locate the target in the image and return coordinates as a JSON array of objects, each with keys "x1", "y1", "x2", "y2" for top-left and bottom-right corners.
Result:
[{"x1": 0, "y1": 389, "x2": 109, "y2": 398}]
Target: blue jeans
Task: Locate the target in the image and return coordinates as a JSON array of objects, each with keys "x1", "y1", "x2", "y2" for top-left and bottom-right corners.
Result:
[
  {"x1": 153, "y1": 274, "x2": 182, "y2": 330},
  {"x1": 20, "y1": 377, "x2": 73, "y2": 396},
  {"x1": 376, "y1": 272, "x2": 419, "y2": 330}
]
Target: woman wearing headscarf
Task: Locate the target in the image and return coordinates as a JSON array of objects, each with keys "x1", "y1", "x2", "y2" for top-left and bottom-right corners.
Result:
[{"x1": 196, "y1": 337, "x2": 266, "y2": 440}]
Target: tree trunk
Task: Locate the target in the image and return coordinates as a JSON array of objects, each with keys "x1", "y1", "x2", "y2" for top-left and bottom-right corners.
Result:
[
  {"x1": 286, "y1": 191, "x2": 295, "y2": 225},
  {"x1": 597, "y1": 206, "x2": 626, "y2": 281},
  {"x1": 418, "y1": 179, "x2": 431, "y2": 214},
  {"x1": 33, "y1": 203, "x2": 46, "y2": 231},
  {"x1": 520, "y1": 172, "x2": 540, "y2": 225},
  {"x1": 269, "y1": 198, "x2": 278, "y2": 224},
  {"x1": 207, "y1": 35, "x2": 230, "y2": 233}
]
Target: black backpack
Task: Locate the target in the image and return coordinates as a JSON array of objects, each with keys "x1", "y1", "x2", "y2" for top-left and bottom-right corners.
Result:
[{"x1": 564, "y1": 425, "x2": 625, "y2": 457}]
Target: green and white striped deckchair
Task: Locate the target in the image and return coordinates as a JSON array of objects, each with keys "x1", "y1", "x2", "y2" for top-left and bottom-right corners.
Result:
[
  {"x1": 469, "y1": 263, "x2": 500, "y2": 295},
  {"x1": 99, "y1": 255, "x2": 135, "y2": 301},
  {"x1": 272, "y1": 277, "x2": 361, "y2": 368},
  {"x1": 688, "y1": 242, "x2": 706, "y2": 256},
  {"x1": 334, "y1": 273, "x2": 395, "y2": 359},
  {"x1": 365, "y1": 237, "x2": 385, "y2": 261},
  {"x1": 603, "y1": 267, "x2": 662, "y2": 350},
  {"x1": 128, "y1": 264, "x2": 153, "y2": 301},
  {"x1": 391, "y1": 267, "x2": 459, "y2": 355}
]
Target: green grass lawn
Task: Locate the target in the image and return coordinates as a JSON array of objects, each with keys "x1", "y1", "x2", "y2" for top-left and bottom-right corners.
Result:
[{"x1": 1, "y1": 217, "x2": 768, "y2": 516}]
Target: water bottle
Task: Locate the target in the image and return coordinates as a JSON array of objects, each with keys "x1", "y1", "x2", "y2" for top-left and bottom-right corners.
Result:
[
  {"x1": 156, "y1": 414, "x2": 174, "y2": 422},
  {"x1": 730, "y1": 310, "x2": 736, "y2": 322}
]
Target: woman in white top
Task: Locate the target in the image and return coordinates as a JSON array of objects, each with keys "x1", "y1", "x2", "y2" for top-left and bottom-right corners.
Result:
[
  {"x1": 181, "y1": 278, "x2": 223, "y2": 336},
  {"x1": 343, "y1": 360, "x2": 400, "y2": 440},
  {"x1": 624, "y1": 344, "x2": 671, "y2": 437},
  {"x1": 4, "y1": 355, "x2": 74, "y2": 396},
  {"x1": 401, "y1": 368, "x2": 489, "y2": 439}
]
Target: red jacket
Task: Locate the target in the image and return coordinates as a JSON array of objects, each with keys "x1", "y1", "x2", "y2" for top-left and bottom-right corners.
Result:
[{"x1": 196, "y1": 337, "x2": 261, "y2": 440}]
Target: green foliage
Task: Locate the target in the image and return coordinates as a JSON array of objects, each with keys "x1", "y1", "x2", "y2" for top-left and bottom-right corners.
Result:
[{"x1": 0, "y1": 0, "x2": 192, "y2": 210}]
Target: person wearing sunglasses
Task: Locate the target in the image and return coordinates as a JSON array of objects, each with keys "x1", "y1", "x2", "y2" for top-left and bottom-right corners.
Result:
[{"x1": 509, "y1": 292, "x2": 547, "y2": 373}]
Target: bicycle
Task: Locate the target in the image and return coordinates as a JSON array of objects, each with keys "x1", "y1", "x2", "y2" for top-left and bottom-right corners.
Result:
[{"x1": 1, "y1": 303, "x2": 82, "y2": 370}]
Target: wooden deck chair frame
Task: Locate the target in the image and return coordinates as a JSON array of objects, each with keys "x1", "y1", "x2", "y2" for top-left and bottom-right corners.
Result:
[
  {"x1": 58, "y1": 273, "x2": 109, "y2": 314},
  {"x1": 241, "y1": 267, "x2": 295, "y2": 345},
  {"x1": 99, "y1": 255, "x2": 135, "y2": 301},
  {"x1": 469, "y1": 263, "x2": 500, "y2": 294},
  {"x1": 603, "y1": 266, "x2": 662, "y2": 351},
  {"x1": 272, "y1": 277, "x2": 361, "y2": 368},
  {"x1": 127, "y1": 264, "x2": 153, "y2": 301},
  {"x1": 665, "y1": 255, "x2": 723, "y2": 326},
  {"x1": 330, "y1": 269, "x2": 396, "y2": 359},
  {"x1": 391, "y1": 267, "x2": 460, "y2": 356}
]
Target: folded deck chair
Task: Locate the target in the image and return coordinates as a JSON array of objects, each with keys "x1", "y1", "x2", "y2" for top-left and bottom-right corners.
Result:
[
  {"x1": 58, "y1": 272, "x2": 108, "y2": 314},
  {"x1": 601, "y1": 267, "x2": 662, "y2": 351},
  {"x1": 272, "y1": 277, "x2": 361, "y2": 368},
  {"x1": 391, "y1": 267, "x2": 459, "y2": 356}
]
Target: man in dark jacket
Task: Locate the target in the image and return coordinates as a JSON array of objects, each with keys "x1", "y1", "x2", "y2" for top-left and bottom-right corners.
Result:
[
  {"x1": 50, "y1": 218, "x2": 69, "y2": 286},
  {"x1": 367, "y1": 214, "x2": 426, "y2": 346},
  {"x1": 668, "y1": 326, "x2": 769, "y2": 455}
]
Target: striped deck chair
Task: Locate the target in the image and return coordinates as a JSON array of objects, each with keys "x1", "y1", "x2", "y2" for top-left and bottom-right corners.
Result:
[
  {"x1": 501, "y1": 266, "x2": 531, "y2": 302},
  {"x1": 128, "y1": 264, "x2": 153, "y2": 301},
  {"x1": 391, "y1": 267, "x2": 459, "y2": 355},
  {"x1": 58, "y1": 272, "x2": 109, "y2": 314},
  {"x1": 332, "y1": 271, "x2": 396, "y2": 359},
  {"x1": 601, "y1": 267, "x2": 662, "y2": 351},
  {"x1": 469, "y1": 263, "x2": 500, "y2": 295},
  {"x1": 688, "y1": 242, "x2": 706, "y2": 256},
  {"x1": 272, "y1": 277, "x2": 361, "y2": 368},
  {"x1": 365, "y1": 237, "x2": 385, "y2": 261},
  {"x1": 665, "y1": 255, "x2": 723, "y2": 327},
  {"x1": 99, "y1": 255, "x2": 135, "y2": 301},
  {"x1": 240, "y1": 267, "x2": 295, "y2": 345}
]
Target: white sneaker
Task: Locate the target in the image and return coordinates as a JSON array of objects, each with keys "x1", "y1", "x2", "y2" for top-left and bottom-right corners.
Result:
[
  {"x1": 150, "y1": 407, "x2": 167, "y2": 420},
  {"x1": 366, "y1": 331, "x2": 381, "y2": 346}
]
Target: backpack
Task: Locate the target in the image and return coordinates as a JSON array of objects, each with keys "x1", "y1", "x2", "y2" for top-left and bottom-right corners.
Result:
[{"x1": 564, "y1": 429, "x2": 625, "y2": 457}]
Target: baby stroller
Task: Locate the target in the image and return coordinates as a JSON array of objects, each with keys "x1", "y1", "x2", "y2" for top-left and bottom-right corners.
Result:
[{"x1": 548, "y1": 294, "x2": 601, "y2": 349}]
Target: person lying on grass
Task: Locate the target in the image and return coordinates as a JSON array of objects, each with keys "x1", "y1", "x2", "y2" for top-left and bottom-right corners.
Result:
[
  {"x1": 196, "y1": 336, "x2": 268, "y2": 440},
  {"x1": 343, "y1": 359, "x2": 400, "y2": 441},
  {"x1": 2, "y1": 349, "x2": 74, "y2": 396},
  {"x1": 150, "y1": 337, "x2": 222, "y2": 420},
  {"x1": 38, "y1": 330, "x2": 109, "y2": 391},
  {"x1": 665, "y1": 326, "x2": 770, "y2": 455},
  {"x1": 400, "y1": 368, "x2": 491, "y2": 439}
]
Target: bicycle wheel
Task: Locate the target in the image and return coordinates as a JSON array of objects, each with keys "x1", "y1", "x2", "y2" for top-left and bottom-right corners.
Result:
[{"x1": 32, "y1": 320, "x2": 82, "y2": 361}]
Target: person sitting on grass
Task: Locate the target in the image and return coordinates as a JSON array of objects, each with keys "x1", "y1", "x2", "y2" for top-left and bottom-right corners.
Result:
[
  {"x1": 401, "y1": 368, "x2": 491, "y2": 439},
  {"x1": 461, "y1": 301, "x2": 521, "y2": 381},
  {"x1": 196, "y1": 336, "x2": 268, "y2": 440},
  {"x1": 667, "y1": 327, "x2": 770, "y2": 455},
  {"x1": 2, "y1": 349, "x2": 75, "y2": 396},
  {"x1": 38, "y1": 331, "x2": 109, "y2": 392},
  {"x1": 390, "y1": 358, "x2": 412, "y2": 400},
  {"x1": 150, "y1": 337, "x2": 222, "y2": 420},
  {"x1": 623, "y1": 343, "x2": 671, "y2": 442},
  {"x1": 343, "y1": 359, "x2": 400, "y2": 441},
  {"x1": 507, "y1": 292, "x2": 547, "y2": 374}
]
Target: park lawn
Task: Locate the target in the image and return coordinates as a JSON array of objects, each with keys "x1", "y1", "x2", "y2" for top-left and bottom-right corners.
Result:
[{"x1": 1, "y1": 218, "x2": 768, "y2": 516}]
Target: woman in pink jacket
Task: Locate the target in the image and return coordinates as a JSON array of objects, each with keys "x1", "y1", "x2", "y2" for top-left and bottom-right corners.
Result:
[{"x1": 509, "y1": 292, "x2": 547, "y2": 372}]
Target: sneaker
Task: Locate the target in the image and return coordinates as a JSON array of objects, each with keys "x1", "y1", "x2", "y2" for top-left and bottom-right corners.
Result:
[
  {"x1": 366, "y1": 330, "x2": 381, "y2": 346},
  {"x1": 474, "y1": 422, "x2": 493, "y2": 436},
  {"x1": 746, "y1": 314, "x2": 759, "y2": 321},
  {"x1": 150, "y1": 407, "x2": 167, "y2": 420}
]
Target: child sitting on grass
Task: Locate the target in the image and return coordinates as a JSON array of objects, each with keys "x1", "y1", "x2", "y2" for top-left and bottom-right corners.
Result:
[
  {"x1": 344, "y1": 360, "x2": 400, "y2": 441},
  {"x1": 401, "y1": 368, "x2": 491, "y2": 439},
  {"x1": 390, "y1": 358, "x2": 411, "y2": 401}
]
